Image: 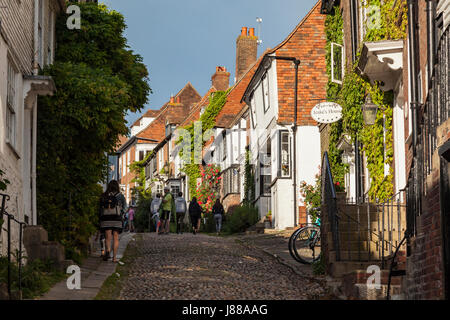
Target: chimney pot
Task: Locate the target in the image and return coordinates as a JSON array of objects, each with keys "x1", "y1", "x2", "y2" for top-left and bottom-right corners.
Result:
[
  {"x1": 170, "y1": 96, "x2": 175, "y2": 104},
  {"x1": 235, "y1": 26, "x2": 258, "y2": 81},
  {"x1": 211, "y1": 66, "x2": 230, "y2": 91},
  {"x1": 176, "y1": 96, "x2": 181, "y2": 103}
]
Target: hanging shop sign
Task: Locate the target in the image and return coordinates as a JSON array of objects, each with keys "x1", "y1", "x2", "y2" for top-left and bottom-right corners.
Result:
[{"x1": 311, "y1": 102, "x2": 342, "y2": 123}]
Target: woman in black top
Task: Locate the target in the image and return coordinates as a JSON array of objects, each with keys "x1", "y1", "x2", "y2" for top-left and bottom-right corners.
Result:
[
  {"x1": 212, "y1": 199, "x2": 225, "y2": 235},
  {"x1": 188, "y1": 197, "x2": 202, "y2": 235},
  {"x1": 99, "y1": 180, "x2": 127, "y2": 262}
]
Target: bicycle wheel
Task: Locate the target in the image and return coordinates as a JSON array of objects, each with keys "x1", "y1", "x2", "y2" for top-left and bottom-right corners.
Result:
[
  {"x1": 288, "y1": 228, "x2": 303, "y2": 263},
  {"x1": 293, "y1": 226, "x2": 321, "y2": 264}
]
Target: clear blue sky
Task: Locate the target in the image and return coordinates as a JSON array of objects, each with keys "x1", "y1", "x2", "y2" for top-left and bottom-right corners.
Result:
[{"x1": 100, "y1": 0, "x2": 319, "y2": 127}]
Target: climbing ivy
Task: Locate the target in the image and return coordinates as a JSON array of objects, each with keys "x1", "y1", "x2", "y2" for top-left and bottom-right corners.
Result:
[
  {"x1": 325, "y1": 6, "x2": 347, "y2": 186},
  {"x1": 243, "y1": 150, "x2": 255, "y2": 205},
  {"x1": 129, "y1": 151, "x2": 153, "y2": 201},
  {"x1": 324, "y1": 1, "x2": 406, "y2": 201},
  {"x1": 176, "y1": 90, "x2": 229, "y2": 197}
]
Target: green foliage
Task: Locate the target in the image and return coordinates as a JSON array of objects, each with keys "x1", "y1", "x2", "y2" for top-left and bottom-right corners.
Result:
[
  {"x1": 324, "y1": 6, "x2": 347, "y2": 186},
  {"x1": 363, "y1": 0, "x2": 408, "y2": 42},
  {"x1": 299, "y1": 173, "x2": 322, "y2": 222},
  {"x1": 243, "y1": 150, "x2": 255, "y2": 205},
  {"x1": 130, "y1": 151, "x2": 153, "y2": 200},
  {"x1": 311, "y1": 253, "x2": 326, "y2": 275},
  {"x1": 360, "y1": 87, "x2": 394, "y2": 201},
  {"x1": 324, "y1": 1, "x2": 404, "y2": 201},
  {"x1": 177, "y1": 90, "x2": 229, "y2": 197},
  {"x1": 54, "y1": 3, "x2": 150, "y2": 112},
  {"x1": 196, "y1": 164, "x2": 221, "y2": 213},
  {"x1": 0, "y1": 257, "x2": 66, "y2": 299},
  {"x1": 0, "y1": 169, "x2": 10, "y2": 192},
  {"x1": 134, "y1": 197, "x2": 153, "y2": 232},
  {"x1": 37, "y1": 2, "x2": 150, "y2": 261},
  {"x1": 222, "y1": 205, "x2": 259, "y2": 235},
  {"x1": 200, "y1": 213, "x2": 217, "y2": 233}
]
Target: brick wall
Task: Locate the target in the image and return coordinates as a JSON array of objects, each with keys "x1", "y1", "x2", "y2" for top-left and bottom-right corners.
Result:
[
  {"x1": 235, "y1": 27, "x2": 258, "y2": 82},
  {"x1": 211, "y1": 66, "x2": 230, "y2": 91},
  {"x1": 275, "y1": 2, "x2": 327, "y2": 126},
  {"x1": 405, "y1": 118, "x2": 449, "y2": 300}
]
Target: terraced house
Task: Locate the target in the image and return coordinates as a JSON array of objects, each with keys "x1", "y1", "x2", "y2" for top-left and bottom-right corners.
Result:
[
  {"x1": 143, "y1": 1, "x2": 328, "y2": 231},
  {"x1": 241, "y1": 1, "x2": 328, "y2": 229},
  {"x1": 319, "y1": 0, "x2": 449, "y2": 300},
  {"x1": 139, "y1": 83, "x2": 201, "y2": 198},
  {"x1": 0, "y1": 0, "x2": 65, "y2": 255}
]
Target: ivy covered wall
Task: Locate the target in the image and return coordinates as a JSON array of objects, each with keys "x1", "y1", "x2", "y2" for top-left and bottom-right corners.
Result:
[{"x1": 324, "y1": 1, "x2": 407, "y2": 201}]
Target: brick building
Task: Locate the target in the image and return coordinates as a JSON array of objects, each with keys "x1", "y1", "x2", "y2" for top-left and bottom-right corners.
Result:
[
  {"x1": 319, "y1": 0, "x2": 449, "y2": 300},
  {"x1": 242, "y1": 1, "x2": 327, "y2": 229}
]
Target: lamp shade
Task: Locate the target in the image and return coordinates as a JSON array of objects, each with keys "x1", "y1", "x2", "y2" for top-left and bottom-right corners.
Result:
[{"x1": 362, "y1": 94, "x2": 378, "y2": 125}]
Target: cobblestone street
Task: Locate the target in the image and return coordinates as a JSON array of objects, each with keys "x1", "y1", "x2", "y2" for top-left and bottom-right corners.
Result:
[{"x1": 115, "y1": 233, "x2": 329, "y2": 300}]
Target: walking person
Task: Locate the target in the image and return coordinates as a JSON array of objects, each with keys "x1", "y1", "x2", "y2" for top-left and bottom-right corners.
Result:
[
  {"x1": 128, "y1": 207, "x2": 135, "y2": 233},
  {"x1": 212, "y1": 199, "x2": 225, "y2": 235},
  {"x1": 160, "y1": 187, "x2": 175, "y2": 234},
  {"x1": 99, "y1": 180, "x2": 127, "y2": 263},
  {"x1": 175, "y1": 192, "x2": 187, "y2": 234},
  {"x1": 188, "y1": 197, "x2": 203, "y2": 235},
  {"x1": 151, "y1": 193, "x2": 162, "y2": 234}
]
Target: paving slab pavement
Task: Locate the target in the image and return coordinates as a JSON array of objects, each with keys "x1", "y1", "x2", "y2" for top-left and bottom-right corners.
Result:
[{"x1": 38, "y1": 232, "x2": 134, "y2": 300}]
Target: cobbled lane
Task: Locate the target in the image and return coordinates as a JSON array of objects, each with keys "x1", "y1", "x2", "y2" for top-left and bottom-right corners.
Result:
[{"x1": 118, "y1": 233, "x2": 327, "y2": 300}]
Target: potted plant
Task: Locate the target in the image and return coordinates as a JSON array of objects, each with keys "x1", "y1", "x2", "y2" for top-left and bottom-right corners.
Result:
[{"x1": 334, "y1": 181, "x2": 346, "y2": 202}]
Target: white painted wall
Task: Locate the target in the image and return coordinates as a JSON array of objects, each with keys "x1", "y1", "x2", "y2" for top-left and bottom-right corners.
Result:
[
  {"x1": 297, "y1": 126, "x2": 321, "y2": 206},
  {"x1": 394, "y1": 92, "x2": 406, "y2": 195},
  {"x1": 130, "y1": 117, "x2": 155, "y2": 136}
]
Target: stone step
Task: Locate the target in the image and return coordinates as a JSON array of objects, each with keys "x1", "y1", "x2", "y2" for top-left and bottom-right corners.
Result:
[{"x1": 329, "y1": 260, "x2": 379, "y2": 278}]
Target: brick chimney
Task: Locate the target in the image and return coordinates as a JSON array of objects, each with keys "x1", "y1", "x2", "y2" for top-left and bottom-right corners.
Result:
[
  {"x1": 211, "y1": 66, "x2": 230, "y2": 91},
  {"x1": 235, "y1": 26, "x2": 258, "y2": 82}
]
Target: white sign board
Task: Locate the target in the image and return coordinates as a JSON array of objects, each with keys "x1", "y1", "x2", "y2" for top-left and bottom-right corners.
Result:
[{"x1": 311, "y1": 102, "x2": 342, "y2": 123}]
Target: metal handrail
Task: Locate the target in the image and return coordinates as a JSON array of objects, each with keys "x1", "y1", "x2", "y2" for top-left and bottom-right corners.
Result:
[
  {"x1": 321, "y1": 152, "x2": 340, "y2": 260},
  {"x1": 334, "y1": 189, "x2": 407, "y2": 265},
  {"x1": 1, "y1": 193, "x2": 27, "y2": 300}
]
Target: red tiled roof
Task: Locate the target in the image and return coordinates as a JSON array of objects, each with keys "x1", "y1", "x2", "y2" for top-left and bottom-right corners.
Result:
[
  {"x1": 134, "y1": 83, "x2": 202, "y2": 142},
  {"x1": 179, "y1": 87, "x2": 217, "y2": 128},
  {"x1": 214, "y1": 51, "x2": 269, "y2": 128}
]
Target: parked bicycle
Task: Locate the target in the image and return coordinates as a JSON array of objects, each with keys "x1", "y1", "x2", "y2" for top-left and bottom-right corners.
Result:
[{"x1": 288, "y1": 212, "x2": 321, "y2": 264}]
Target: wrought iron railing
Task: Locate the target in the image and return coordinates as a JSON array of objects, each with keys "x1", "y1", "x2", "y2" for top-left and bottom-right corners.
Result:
[
  {"x1": 321, "y1": 151, "x2": 340, "y2": 261},
  {"x1": 334, "y1": 191, "x2": 406, "y2": 267},
  {"x1": 407, "y1": 24, "x2": 449, "y2": 237},
  {"x1": 1, "y1": 192, "x2": 27, "y2": 300},
  {"x1": 424, "y1": 25, "x2": 449, "y2": 176},
  {"x1": 321, "y1": 151, "x2": 407, "y2": 265}
]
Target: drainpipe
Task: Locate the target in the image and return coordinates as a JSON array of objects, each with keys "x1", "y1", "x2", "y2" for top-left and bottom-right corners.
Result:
[
  {"x1": 33, "y1": 0, "x2": 39, "y2": 76},
  {"x1": 407, "y1": 0, "x2": 419, "y2": 155},
  {"x1": 426, "y1": 0, "x2": 436, "y2": 88},
  {"x1": 350, "y1": 0, "x2": 359, "y2": 63},
  {"x1": 32, "y1": 102, "x2": 37, "y2": 225},
  {"x1": 292, "y1": 59, "x2": 300, "y2": 226},
  {"x1": 349, "y1": 0, "x2": 362, "y2": 202}
]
